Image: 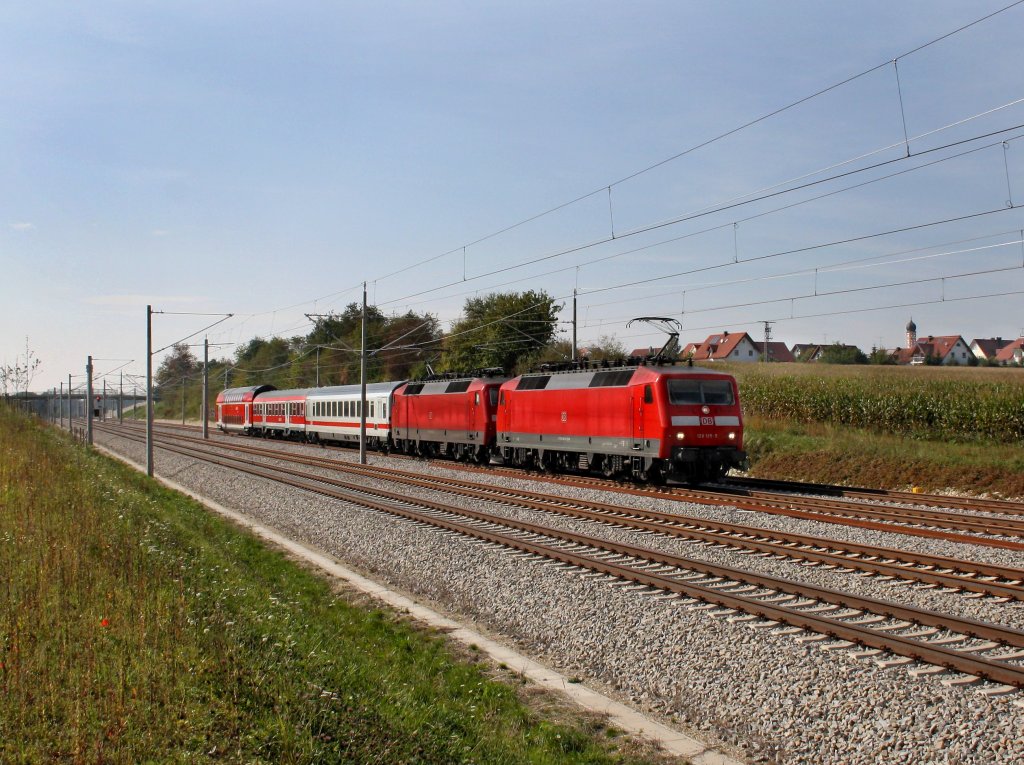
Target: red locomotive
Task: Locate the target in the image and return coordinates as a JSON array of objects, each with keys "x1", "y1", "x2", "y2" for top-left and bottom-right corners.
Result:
[
  {"x1": 391, "y1": 370, "x2": 508, "y2": 463},
  {"x1": 496, "y1": 363, "x2": 745, "y2": 483}
]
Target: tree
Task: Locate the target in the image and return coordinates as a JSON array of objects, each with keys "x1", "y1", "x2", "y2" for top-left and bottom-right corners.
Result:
[
  {"x1": 582, "y1": 334, "x2": 627, "y2": 362},
  {"x1": 868, "y1": 346, "x2": 895, "y2": 365},
  {"x1": 155, "y1": 343, "x2": 199, "y2": 390},
  {"x1": 440, "y1": 291, "x2": 560, "y2": 374},
  {"x1": 818, "y1": 344, "x2": 867, "y2": 365},
  {"x1": 0, "y1": 337, "x2": 42, "y2": 396}
]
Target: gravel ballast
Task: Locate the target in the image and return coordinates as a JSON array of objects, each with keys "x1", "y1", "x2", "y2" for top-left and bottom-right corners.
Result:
[{"x1": 97, "y1": 427, "x2": 1024, "y2": 764}]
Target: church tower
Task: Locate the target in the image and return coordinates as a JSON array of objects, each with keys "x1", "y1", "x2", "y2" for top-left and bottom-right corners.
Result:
[{"x1": 906, "y1": 318, "x2": 917, "y2": 350}]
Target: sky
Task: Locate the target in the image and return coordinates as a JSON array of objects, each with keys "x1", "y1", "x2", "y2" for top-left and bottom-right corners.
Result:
[{"x1": 3, "y1": 1, "x2": 1023, "y2": 393}]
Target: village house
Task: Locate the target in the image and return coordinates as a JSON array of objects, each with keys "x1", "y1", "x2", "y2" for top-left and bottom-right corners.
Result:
[
  {"x1": 994, "y1": 338, "x2": 1024, "y2": 365},
  {"x1": 682, "y1": 331, "x2": 762, "y2": 362},
  {"x1": 970, "y1": 337, "x2": 1012, "y2": 362},
  {"x1": 890, "y1": 319, "x2": 972, "y2": 365}
]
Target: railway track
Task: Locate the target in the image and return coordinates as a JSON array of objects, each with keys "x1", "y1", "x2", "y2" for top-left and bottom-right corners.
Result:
[
  {"x1": 726, "y1": 475, "x2": 1024, "y2": 517},
  {"x1": 440, "y1": 461, "x2": 1024, "y2": 545},
  {"x1": 95, "y1": 421, "x2": 1024, "y2": 694},
  {"x1": 100, "y1": 422, "x2": 1024, "y2": 601},
  {"x1": 145, "y1": 419, "x2": 1024, "y2": 522}
]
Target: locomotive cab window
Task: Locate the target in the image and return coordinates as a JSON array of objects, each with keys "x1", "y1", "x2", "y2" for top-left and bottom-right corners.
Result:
[
  {"x1": 667, "y1": 379, "x2": 735, "y2": 406},
  {"x1": 667, "y1": 379, "x2": 701, "y2": 404},
  {"x1": 643, "y1": 384, "x2": 653, "y2": 404},
  {"x1": 702, "y1": 380, "x2": 734, "y2": 405}
]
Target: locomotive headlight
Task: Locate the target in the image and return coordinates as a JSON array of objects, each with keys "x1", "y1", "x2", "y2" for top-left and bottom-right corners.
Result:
[
  {"x1": 728, "y1": 432, "x2": 736, "y2": 440},
  {"x1": 676, "y1": 432, "x2": 685, "y2": 440}
]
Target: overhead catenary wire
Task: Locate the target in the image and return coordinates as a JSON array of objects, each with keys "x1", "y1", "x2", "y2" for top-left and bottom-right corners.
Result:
[
  {"x1": 364, "y1": 1, "x2": 1024, "y2": 289},
  {"x1": 377, "y1": 121, "x2": 1024, "y2": 310},
  {"x1": 388, "y1": 131, "x2": 1024, "y2": 314}
]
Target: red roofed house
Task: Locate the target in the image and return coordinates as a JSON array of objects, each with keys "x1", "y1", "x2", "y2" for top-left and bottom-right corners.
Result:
[
  {"x1": 684, "y1": 331, "x2": 761, "y2": 362},
  {"x1": 994, "y1": 338, "x2": 1024, "y2": 365},
  {"x1": 971, "y1": 337, "x2": 1012, "y2": 362},
  {"x1": 763, "y1": 342, "x2": 795, "y2": 362},
  {"x1": 890, "y1": 319, "x2": 972, "y2": 365}
]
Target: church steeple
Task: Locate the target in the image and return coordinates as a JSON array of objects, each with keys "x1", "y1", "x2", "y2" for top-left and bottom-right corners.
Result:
[{"x1": 906, "y1": 317, "x2": 917, "y2": 349}]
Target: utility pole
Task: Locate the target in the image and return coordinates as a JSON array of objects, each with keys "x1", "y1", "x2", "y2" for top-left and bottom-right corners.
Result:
[
  {"x1": 119, "y1": 371, "x2": 123, "y2": 424},
  {"x1": 86, "y1": 355, "x2": 94, "y2": 446},
  {"x1": 146, "y1": 305, "x2": 154, "y2": 477},
  {"x1": 59, "y1": 381, "x2": 64, "y2": 430},
  {"x1": 359, "y1": 282, "x2": 367, "y2": 465},
  {"x1": 571, "y1": 288, "x2": 578, "y2": 362},
  {"x1": 761, "y1": 321, "x2": 774, "y2": 363},
  {"x1": 181, "y1": 375, "x2": 186, "y2": 425},
  {"x1": 102, "y1": 379, "x2": 107, "y2": 421},
  {"x1": 315, "y1": 346, "x2": 320, "y2": 387},
  {"x1": 202, "y1": 336, "x2": 209, "y2": 439},
  {"x1": 67, "y1": 373, "x2": 72, "y2": 424}
]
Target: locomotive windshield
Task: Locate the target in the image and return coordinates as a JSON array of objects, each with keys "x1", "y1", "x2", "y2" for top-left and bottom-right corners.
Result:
[{"x1": 667, "y1": 378, "x2": 735, "y2": 406}]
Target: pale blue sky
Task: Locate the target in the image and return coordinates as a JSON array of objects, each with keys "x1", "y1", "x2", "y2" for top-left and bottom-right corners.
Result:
[{"x1": 3, "y1": 1, "x2": 1023, "y2": 391}]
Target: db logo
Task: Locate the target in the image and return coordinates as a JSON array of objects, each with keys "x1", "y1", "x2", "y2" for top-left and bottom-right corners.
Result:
[
  {"x1": 561, "y1": 411, "x2": 567, "y2": 422},
  {"x1": 700, "y1": 416, "x2": 714, "y2": 426}
]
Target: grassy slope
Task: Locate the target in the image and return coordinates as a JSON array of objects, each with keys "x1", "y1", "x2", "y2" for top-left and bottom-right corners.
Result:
[
  {"x1": 0, "y1": 407, "x2": 668, "y2": 765},
  {"x1": 713, "y1": 362, "x2": 1024, "y2": 498}
]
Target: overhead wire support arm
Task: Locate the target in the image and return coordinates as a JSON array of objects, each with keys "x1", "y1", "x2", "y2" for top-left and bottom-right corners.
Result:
[
  {"x1": 147, "y1": 308, "x2": 234, "y2": 477},
  {"x1": 893, "y1": 59, "x2": 912, "y2": 157}
]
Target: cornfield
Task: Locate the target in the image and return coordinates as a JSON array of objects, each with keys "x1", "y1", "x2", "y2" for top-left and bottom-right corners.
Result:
[{"x1": 735, "y1": 370, "x2": 1024, "y2": 443}]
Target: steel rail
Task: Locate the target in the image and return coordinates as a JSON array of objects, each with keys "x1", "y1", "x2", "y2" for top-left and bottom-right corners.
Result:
[
  {"x1": 726, "y1": 475, "x2": 1024, "y2": 516},
  {"x1": 465, "y1": 464, "x2": 1024, "y2": 548}
]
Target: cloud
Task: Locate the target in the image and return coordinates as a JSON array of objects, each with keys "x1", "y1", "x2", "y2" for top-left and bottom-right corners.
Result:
[{"x1": 9, "y1": 222, "x2": 34, "y2": 230}]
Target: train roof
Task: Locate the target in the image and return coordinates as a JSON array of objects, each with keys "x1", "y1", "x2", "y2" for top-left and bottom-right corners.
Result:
[
  {"x1": 398, "y1": 375, "x2": 509, "y2": 396},
  {"x1": 255, "y1": 387, "x2": 316, "y2": 400},
  {"x1": 305, "y1": 381, "x2": 406, "y2": 398},
  {"x1": 507, "y1": 364, "x2": 734, "y2": 391},
  {"x1": 217, "y1": 384, "x2": 276, "y2": 403}
]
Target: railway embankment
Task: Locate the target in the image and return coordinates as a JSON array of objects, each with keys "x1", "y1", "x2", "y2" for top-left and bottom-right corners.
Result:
[{"x1": 0, "y1": 407, "x2": 672, "y2": 764}]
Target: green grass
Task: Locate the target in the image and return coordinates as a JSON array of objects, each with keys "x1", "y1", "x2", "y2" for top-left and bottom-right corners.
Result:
[
  {"x1": 743, "y1": 415, "x2": 1024, "y2": 498},
  {"x1": 0, "y1": 405, "x2": 668, "y2": 764}
]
